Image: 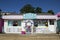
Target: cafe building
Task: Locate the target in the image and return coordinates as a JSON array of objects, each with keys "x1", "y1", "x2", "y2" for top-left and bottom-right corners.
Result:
[{"x1": 2, "y1": 13, "x2": 58, "y2": 34}]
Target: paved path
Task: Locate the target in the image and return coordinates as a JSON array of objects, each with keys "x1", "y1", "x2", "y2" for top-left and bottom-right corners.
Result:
[{"x1": 0, "y1": 34, "x2": 60, "y2": 40}]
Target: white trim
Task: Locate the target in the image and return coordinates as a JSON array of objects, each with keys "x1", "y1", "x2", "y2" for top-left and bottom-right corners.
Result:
[
  {"x1": 2, "y1": 15, "x2": 58, "y2": 19},
  {"x1": 2, "y1": 15, "x2": 23, "y2": 19},
  {"x1": 37, "y1": 15, "x2": 57, "y2": 19}
]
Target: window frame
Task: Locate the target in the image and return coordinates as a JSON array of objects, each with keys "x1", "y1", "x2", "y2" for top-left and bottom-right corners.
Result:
[
  {"x1": 49, "y1": 20, "x2": 54, "y2": 25},
  {"x1": 38, "y1": 19, "x2": 48, "y2": 26},
  {"x1": 8, "y1": 20, "x2": 21, "y2": 26}
]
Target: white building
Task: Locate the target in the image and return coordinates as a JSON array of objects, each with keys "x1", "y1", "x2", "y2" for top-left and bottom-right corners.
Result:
[{"x1": 2, "y1": 13, "x2": 58, "y2": 34}]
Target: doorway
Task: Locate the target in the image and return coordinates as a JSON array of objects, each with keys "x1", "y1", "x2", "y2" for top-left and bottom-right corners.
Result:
[{"x1": 24, "y1": 20, "x2": 33, "y2": 34}]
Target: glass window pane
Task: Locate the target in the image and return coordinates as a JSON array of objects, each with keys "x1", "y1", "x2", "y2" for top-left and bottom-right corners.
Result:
[
  {"x1": 8, "y1": 20, "x2": 21, "y2": 26},
  {"x1": 38, "y1": 19, "x2": 48, "y2": 26},
  {"x1": 8, "y1": 20, "x2": 13, "y2": 26},
  {"x1": 33, "y1": 20, "x2": 38, "y2": 27},
  {"x1": 49, "y1": 20, "x2": 54, "y2": 25},
  {"x1": 13, "y1": 20, "x2": 18, "y2": 26},
  {"x1": 18, "y1": 20, "x2": 21, "y2": 26}
]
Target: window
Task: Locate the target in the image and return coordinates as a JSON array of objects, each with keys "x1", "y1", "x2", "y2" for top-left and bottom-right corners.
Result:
[
  {"x1": 49, "y1": 20, "x2": 54, "y2": 25},
  {"x1": 33, "y1": 19, "x2": 48, "y2": 27},
  {"x1": 33, "y1": 20, "x2": 38, "y2": 27},
  {"x1": 38, "y1": 19, "x2": 48, "y2": 26},
  {"x1": 8, "y1": 20, "x2": 13, "y2": 26},
  {"x1": 13, "y1": 21, "x2": 18, "y2": 26},
  {"x1": 8, "y1": 20, "x2": 21, "y2": 26}
]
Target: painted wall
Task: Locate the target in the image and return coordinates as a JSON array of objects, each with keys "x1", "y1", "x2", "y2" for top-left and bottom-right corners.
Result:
[
  {"x1": 0, "y1": 18, "x2": 4, "y2": 33},
  {"x1": 4, "y1": 20, "x2": 57, "y2": 34},
  {"x1": 48, "y1": 20, "x2": 57, "y2": 33},
  {"x1": 4, "y1": 20, "x2": 22, "y2": 34},
  {"x1": 35, "y1": 20, "x2": 57, "y2": 33}
]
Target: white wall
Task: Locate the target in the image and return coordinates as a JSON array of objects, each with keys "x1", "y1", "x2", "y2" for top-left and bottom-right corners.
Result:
[
  {"x1": 4, "y1": 20, "x2": 22, "y2": 34},
  {"x1": 4, "y1": 20, "x2": 8, "y2": 33},
  {"x1": 35, "y1": 20, "x2": 57, "y2": 33},
  {"x1": 4, "y1": 19, "x2": 57, "y2": 34},
  {"x1": 35, "y1": 26, "x2": 48, "y2": 33},
  {"x1": 48, "y1": 20, "x2": 57, "y2": 33}
]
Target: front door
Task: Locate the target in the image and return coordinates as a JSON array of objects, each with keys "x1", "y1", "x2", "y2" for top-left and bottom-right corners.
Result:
[{"x1": 24, "y1": 20, "x2": 33, "y2": 34}]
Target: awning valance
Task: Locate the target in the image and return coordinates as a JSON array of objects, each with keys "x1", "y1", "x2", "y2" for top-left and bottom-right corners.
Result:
[
  {"x1": 37, "y1": 15, "x2": 57, "y2": 19},
  {"x1": 2, "y1": 15, "x2": 23, "y2": 19},
  {"x1": 2, "y1": 14, "x2": 57, "y2": 20}
]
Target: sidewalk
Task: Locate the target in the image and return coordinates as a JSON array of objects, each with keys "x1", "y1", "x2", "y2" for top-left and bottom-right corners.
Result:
[{"x1": 0, "y1": 34, "x2": 60, "y2": 40}]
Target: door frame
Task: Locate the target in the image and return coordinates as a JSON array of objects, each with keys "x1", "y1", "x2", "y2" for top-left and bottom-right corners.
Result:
[{"x1": 23, "y1": 20, "x2": 34, "y2": 34}]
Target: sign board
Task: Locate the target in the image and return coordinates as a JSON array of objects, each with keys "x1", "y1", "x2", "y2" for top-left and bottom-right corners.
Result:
[{"x1": 23, "y1": 13, "x2": 36, "y2": 19}]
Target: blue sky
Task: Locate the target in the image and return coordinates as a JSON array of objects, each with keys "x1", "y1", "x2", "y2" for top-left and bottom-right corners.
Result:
[{"x1": 0, "y1": 0, "x2": 60, "y2": 14}]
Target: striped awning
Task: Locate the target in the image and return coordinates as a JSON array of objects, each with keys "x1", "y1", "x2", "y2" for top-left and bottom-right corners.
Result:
[
  {"x1": 37, "y1": 15, "x2": 57, "y2": 19},
  {"x1": 2, "y1": 15, "x2": 23, "y2": 19}
]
